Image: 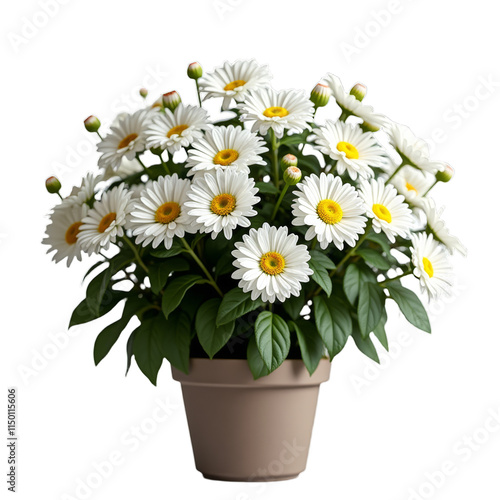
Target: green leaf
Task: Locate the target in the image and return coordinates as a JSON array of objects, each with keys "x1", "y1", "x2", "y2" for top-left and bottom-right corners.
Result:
[
  {"x1": 352, "y1": 322, "x2": 380, "y2": 363},
  {"x1": 93, "y1": 296, "x2": 148, "y2": 365},
  {"x1": 373, "y1": 308, "x2": 389, "y2": 350},
  {"x1": 161, "y1": 275, "x2": 206, "y2": 319},
  {"x1": 309, "y1": 257, "x2": 333, "y2": 297},
  {"x1": 282, "y1": 290, "x2": 305, "y2": 320},
  {"x1": 254, "y1": 311, "x2": 290, "y2": 372},
  {"x1": 357, "y1": 282, "x2": 385, "y2": 338},
  {"x1": 69, "y1": 291, "x2": 126, "y2": 328},
  {"x1": 216, "y1": 288, "x2": 263, "y2": 326},
  {"x1": 247, "y1": 336, "x2": 270, "y2": 380},
  {"x1": 196, "y1": 298, "x2": 235, "y2": 358},
  {"x1": 157, "y1": 310, "x2": 191, "y2": 374},
  {"x1": 310, "y1": 250, "x2": 336, "y2": 270},
  {"x1": 290, "y1": 320, "x2": 325, "y2": 375},
  {"x1": 365, "y1": 232, "x2": 392, "y2": 255},
  {"x1": 125, "y1": 326, "x2": 139, "y2": 375},
  {"x1": 149, "y1": 257, "x2": 190, "y2": 294},
  {"x1": 150, "y1": 240, "x2": 185, "y2": 258},
  {"x1": 214, "y1": 252, "x2": 235, "y2": 278},
  {"x1": 86, "y1": 266, "x2": 114, "y2": 316},
  {"x1": 132, "y1": 317, "x2": 164, "y2": 385},
  {"x1": 356, "y1": 248, "x2": 392, "y2": 271},
  {"x1": 280, "y1": 131, "x2": 308, "y2": 145},
  {"x1": 82, "y1": 260, "x2": 106, "y2": 282},
  {"x1": 343, "y1": 263, "x2": 377, "y2": 306},
  {"x1": 255, "y1": 181, "x2": 279, "y2": 195},
  {"x1": 385, "y1": 282, "x2": 431, "y2": 333}
]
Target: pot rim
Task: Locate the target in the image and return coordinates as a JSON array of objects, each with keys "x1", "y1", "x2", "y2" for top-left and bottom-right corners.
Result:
[{"x1": 171, "y1": 358, "x2": 331, "y2": 388}]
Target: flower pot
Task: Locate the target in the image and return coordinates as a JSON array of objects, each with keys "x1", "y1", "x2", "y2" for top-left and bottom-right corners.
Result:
[{"x1": 171, "y1": 358, "x2": 331, "y2": 481}]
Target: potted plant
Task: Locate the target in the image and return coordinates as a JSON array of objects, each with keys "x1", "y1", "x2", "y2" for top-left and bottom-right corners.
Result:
[{"x1": 43, "y1": 60, "x2": 465, "y2": 481}]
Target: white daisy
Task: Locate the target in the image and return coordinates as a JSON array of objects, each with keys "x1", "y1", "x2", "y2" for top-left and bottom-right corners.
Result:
[
  {"x1": 97, "y1": 109, "x2": 150, "y2": 171},
  {"x1": 239, "y1": 88, "x2": 314, "y2": 139},
  {"x1": 291, "y1": 173, "x2": 367, "y2": 250},
  {"x1": 42, "y1": 199, "x2": 89, "y2": 267},
  {"x1": 231, "y1": 223, "x2": 313, "y2": 303},
  {"x1": 185, "y1": 170, "x2": 259, "y2": 240},
  {"x1": 198, "y1": 60, "x2": 272, "y2": 110},
  {"x1": 144, "y1": 104, "x2": 210, "y2": 154},
  {"x1": 78, "y1": 184, "x2": 133, "y2": 254},
  {"x1": 324, "y1": 74, "x2": 388, "y2": 130},
  {"x1": 411, "y1": 232, "x2": 454, "y2": 299},
  {"x1": 390, "y1": 165, "x2": 433, "y2": 204},
  {"x1": 359, "y1": 178, "x2": 413, "y2": 243},
  {"x1": 129, "y1": 174, "x2": 195, "y2": 249},
  {"x1": 419, "y1": 198, "x2": 467, "y2": 256},
  {"x1": 388, "y1": 122, "x2": 443, "y2": 175},
  {"x1": 66, "y1": 173, "x2": 103, "y2": 206},
  {"x1": 311, "y1": 120, "x2": 388, "y2": 180},
  {"x1": 186, "y1": 125, "x2": 268, "y2": 176}
]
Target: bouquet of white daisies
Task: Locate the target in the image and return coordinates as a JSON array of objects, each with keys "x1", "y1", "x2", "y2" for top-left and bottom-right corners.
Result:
[{"x1": 43, "y1": 60, "x2": 465, "y2": 384}]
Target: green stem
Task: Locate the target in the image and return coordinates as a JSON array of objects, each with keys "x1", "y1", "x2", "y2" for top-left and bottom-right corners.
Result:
[
  {"x1": 96, "y1": 131, "x2": 103, "y2": 140},
  {"x1": 157, "y1": 153, "x2": 170, "y2": 175},
  {"x1": 181, "y1": 238, "x2": 223, "y2": 297},
  {"x1": 422, "y1": 180, "x2": 438, "y2": 197},
  {"x1": 135, "y1": 154, "x2": 149, "y2": 175},
  {"x1": 385, "y1": 163, "x2": 404, "y2": 184},
  {"x1": 333, "y1": 221, "x2": 372, "y2": 275},
  {"x1": 310, "y1": 237, "x2": 317, "y2": 251},
  {"x1": 339, "y1": 109, "x2": 351, "y2": 122},
  {"x1": 56, "y1": 192, "x2": 63, "y2": 201},
  {"x1": 195, "y1": 80, "x2": 203, "y2": 107},
  {"x1": 270, "y1": 129, "x2": 280, "y2": 189},
  {"x1": 271, "y1": 184, "x2": 289, "y2": 220},
  {"x1": 123, "y1": 235, "x2": 149, "y2": 274},
  {"x1": 379, "y1": 270, "x2": 412, "y2": 286}
]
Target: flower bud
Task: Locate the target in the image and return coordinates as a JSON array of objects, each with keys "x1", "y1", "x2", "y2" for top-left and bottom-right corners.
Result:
[
  {"x1": 281, "y1": 154, "x2": 298, "y2": 171},
  {"x1": 284, "y1": 166, "x2": 302, "y2": 185},
  {"x1": 162, "y1": 91, "x2": 181, "y2": 112},
  {"x1": 45, "y1": 176, "x2": 61, "y2": 194},
  {"x1": 435, "y1": 164, "x2": 454, "y2": 183},
  {"x1": 310, "y1": 83, "x2": 331, "y2": 108},
  {"x1": 187, "y1": 62, "x2": 203, "y2": 80},
  {"x1": 350, "y1": 83, "x2": 367, "y2": 102},
  {"x1": 139, "y1": 88, "x2": 148, "y2": 98},
  {"x1": 83, "y1": 115, "x2": 101, "y2": 133}
]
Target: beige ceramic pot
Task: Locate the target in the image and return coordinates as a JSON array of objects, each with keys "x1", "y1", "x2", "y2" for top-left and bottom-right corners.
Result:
[{"x1": 171, "y1": 358, "x2": 331, "y2": 482}]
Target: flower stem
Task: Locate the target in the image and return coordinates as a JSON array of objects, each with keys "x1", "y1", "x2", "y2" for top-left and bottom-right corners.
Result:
[
  {"x1": 195, "y1": 80, "x2": 203, "y2": 107},
  {"x1": 181, "y1": 238, "x2": 223, "y2": 297},
  {"x1": 379, "y1": 270, "x2": 412, "y2": 286},
  {"x1": 271, "y1": 184, "x2": 289, "y2": 220},
  {"x1": 56, "y1": 192, "x2": 63, "y2": 201},
  {"x1": 332, "y1": 220, "x2": 372, "y2": 275},
  {"x1": 385, "y1": 163, "x2": 403, "y2": 184},
  {"x1": 96, "y1": 131, "x2": 103, "y2": 140},
  {"x1": 135, "y1": 154, "x2": 149, "y2": 176},
  {"x1": 123, "y1": 234, "x2": 149, "y2": 274},
  {"x1": 270, "y1": 129, "x2": 280, "y2": 189},
  {"x1": 423, "y1": 179, "x2": 438, "y2": 197},
  {"x1": 157, "y1": 153, "x2": 170, "y2": 175}
]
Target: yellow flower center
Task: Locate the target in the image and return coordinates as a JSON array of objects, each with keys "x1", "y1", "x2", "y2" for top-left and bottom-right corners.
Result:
[
  {"x1": 65, "y1": 221, "x2": 82, "y2": 245},
  {"x1": 224, "y1": 79, "x2": 246, "y2": 91},
  {"x1": 405, "y1": 182, "x2": 417, "y2": 193},
  {"x1": 213, "y1": 149, "x2": 239, "y2": 166},
  {"x1": 167, "y1": 124, "x2": 189, "y2": 138},
  {"x1": 155, "y1": 202, "x2": 180, "y2": 224},
  {"x1": 263, "y1": 106, "x2": 289, "y2": 118},
  {"x1": 423, "y1": 257, "x2": 434, "y2": 278},
  {"x1": 118, "y1": 133, "x2": 138, "y2": 150},
  {"x1": 317, "y1": 199, "x2": 343, "y2": 225},
  {"x1": 372, "y1": 204, "x2": 392, "y2": 223},
  {"x1": 336, "y1": 141, "x2": 359, "y2": 160},
  {"x1": 260, "y1": 252, "x2": 286, "y2": 275},
  {"x1": 98, "y1": 213, "x2": 117, "y2": 233},
  {"x1": 210, "y1": 193, "x2": 236, "y2": 216}
]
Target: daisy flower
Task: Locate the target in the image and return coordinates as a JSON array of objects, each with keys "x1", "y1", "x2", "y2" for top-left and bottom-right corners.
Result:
[
  {"x1": 419, "y1": 198, "x2": 467, "y2": 256},
  {"x1": 78, "y1": 184, "x2": 133, "y2": 254},
  {"x1": 66, "y1": 173, "x2": 103, "y2": 206},
  {"x1": 389, "y1": 165, "x2": 433, "y2": 204},
  {"x1": 239, "y1": 88, "x2": 314, "y2": 139},
  {"x1": 311, "y1": 120, "x2": 387, "y2": 180},
  {"x1": 388, "y1": 122, "x2": 443, "y2": 175},
  {"x1": 359, "y1": 178, "x2": 413, "y2": 243},
  {"x1": 324, "y1": 74, "x2": 388, "y2": 130},
  {"x1": 186, "y1": 125, "x2": 268, "y2": 176},
  {"x1": 291, "y1": 173, "x2": 367, "y2": 250},
  {"x1": 185, "y1": 169, "x2": 259, "y2": 240},
  {"x1": 198, "y1": 60, "x2": 272, "y2": 110},
  {"x1": 42, "y1": 200, "x2": 89, "y2": 266},
  {"x1": 129, "y1": 174, "x2": 195, "y2": 249},
  {"x1": 410, "y1": 232, "x2": 454, "y2": 299},
  {"x1": 97, "y1": 109, "x2": 150, "y2": 171},
  {"x1": 145, "y1": 104, "x2": 210, "y2": 154},
  {"x1": 231, "y1": 223, "x2": 313, "y2": 303}
]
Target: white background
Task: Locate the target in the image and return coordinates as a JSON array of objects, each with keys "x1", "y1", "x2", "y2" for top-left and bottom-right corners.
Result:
[{"x1": 2, "y1": 0, "x2": 499, "y2": 499}]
